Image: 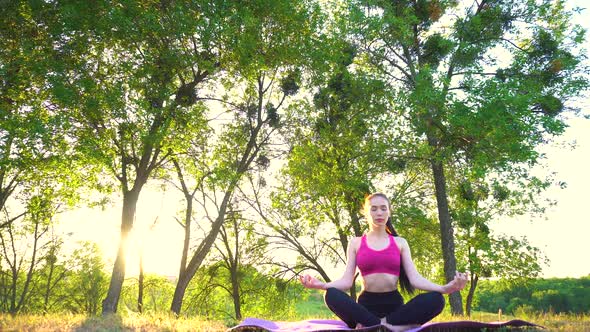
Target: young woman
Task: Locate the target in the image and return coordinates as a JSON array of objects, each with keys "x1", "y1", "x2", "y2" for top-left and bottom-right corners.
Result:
[{"x1": 299, "y1": 193, "x2": 468, "y2": 331}]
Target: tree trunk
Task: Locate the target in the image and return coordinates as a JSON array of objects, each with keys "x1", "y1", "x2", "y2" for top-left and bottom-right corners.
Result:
[
  {"x1": 170, "y1": 193, "x2": 233, "y2": 315},
  {"x1": 102, "y1": 189, "x2": 140, "y2": 314},
  {"x1": 16, "y1": 217, "x2": 43, "y2": 314},
  {"x1": 179, "y1": 198, "x2": 192, "y2": 277},
  {"x1": 43, "y1": 259, "x2": 55, "y2": 313},
  {"x1": 170, "y1": 270, "x2": 190, "y2": 315},
  {"x1": 170, "y1": 87, "x2": 265, "y2": 315},
  {"x1": 466, "y1": 274, "x2": 478, "y2": 317},
  {"x1": 9, "y1": 267, "x2": 16, "y2": 316},
  {"x1": 231, "y1": 266, "x2": 242, "y2": 320},
  {"x1": 430, "y1": 159, "x2": 463, "y2": 315},
  {"x1": 138, "y1": 250, "x2": 144, "y2": 314}
]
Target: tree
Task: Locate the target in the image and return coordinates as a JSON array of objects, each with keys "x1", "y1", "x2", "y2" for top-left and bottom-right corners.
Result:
[
  {"x1": 0, "y1": 0, "x2": 79, "y2": 229},
  {"x1": 208, "y1": 201, "x2": 269, "y2": 320},
  {"x1": 347, "y1": 0, "x2": 588, "y2": 313},
  {"x1": 163, "y1": 0, "x2": 323, "y2": 315},
  {"x1": 0, "y1": 189, "x2": 58, "y2": 315},
  {"x1": 266, "y1": 39, "x2": 447, "y2": 298},
  {"x1": 36, "y1": 236, "x2": 69, "y2": 314},
  {"x1": 41, "y1": 0, "x2": 252, "y2": 313},
  {"x1": 119, "y1": 274, "x2": 175, "y2": 315},
  {"x1": 451, "y1": 174, "x2": 549, "y2": 315},
  {"x1": 475, "y1": 276, "x2": 590, "y2": 314},
  {"x1": 243, "y1": 177, "x2": 335, "y2": 284},
  {"x1": 63, "y1": 242, "x2": 109, "y2": 315},
  {"x1": 182, "y1": 262, "x2": 302, "y2": 322},
  {"x1": 169, "y1": 64, "x2": 305, "y2": 315}
]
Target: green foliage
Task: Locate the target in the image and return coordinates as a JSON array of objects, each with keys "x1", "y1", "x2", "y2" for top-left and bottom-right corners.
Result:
[
  {"x1": 475, "y1": 277, "x2": 590, "y2": 315},
  {"x1": 183, "y1": 264, "x2": 303, "y2": 323},
  {"x1": 119, "y1": 275, "x2": 175, "y2": 315},
  {"x1": 280, "y1": 51, "x2": 389, "y2": 221},
  {"x1": 0, "y1": 239, "x2": 108, "y2": 315},
  {"x1": 345, "y1": 0, "x2": 587, "y2": 314},
  {"x1": 348, "y1": 0, "x2": 588, "y2": 182},
  {"x1": 65, "y1": 242, "x2": 109, "y2": 315}
]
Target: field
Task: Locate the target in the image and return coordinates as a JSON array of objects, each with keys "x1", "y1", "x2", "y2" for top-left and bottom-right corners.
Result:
[
  {"x1": 1, "y1": 294, "x2": 588, "y2": 331},
  {"x1": 1, "y1": 311, "x2": 589, "y2": 331},
  {"x1": 0, "y1": 313, "x2": 226, "y2": 332}
]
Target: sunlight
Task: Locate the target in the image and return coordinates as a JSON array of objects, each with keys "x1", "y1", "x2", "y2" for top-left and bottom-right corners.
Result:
[{"x1": 56, "y1": 188, "x2": 185, "y2": 278}]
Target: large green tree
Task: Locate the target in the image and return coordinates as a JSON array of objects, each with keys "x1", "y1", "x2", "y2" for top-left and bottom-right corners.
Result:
[
  {"x1": 1, "y1": 0, "x2": 80, "y2": 228},
  {"x1": 347, "y1": 0, "x2": 588, "y2": 313},
  {"x1": 40, "y1": 0, "x2": 275, "y2": 314},
  {"x1": 163, "y1": 0, "x2": 322, "y2": 315}
]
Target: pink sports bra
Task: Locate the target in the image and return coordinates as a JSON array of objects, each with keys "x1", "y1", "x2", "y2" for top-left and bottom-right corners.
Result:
[{"x1": 356, "y1": 234, "x2": 401, "y2": 277}]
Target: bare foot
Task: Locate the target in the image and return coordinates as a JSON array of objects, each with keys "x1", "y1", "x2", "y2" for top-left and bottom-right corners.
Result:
[{"x1": 355, "y1": 322, "x2": 364, "y2": 329}]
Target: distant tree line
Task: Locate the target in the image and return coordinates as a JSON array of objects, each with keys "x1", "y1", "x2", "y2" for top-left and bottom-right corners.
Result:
[{"x1": 475, "y1": 276, "x2": 590, "y2": 314}]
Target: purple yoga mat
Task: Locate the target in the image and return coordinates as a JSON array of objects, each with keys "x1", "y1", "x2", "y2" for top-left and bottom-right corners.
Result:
[{"x1": 229, "y1": 317, "x2": 542, "y2": 332}]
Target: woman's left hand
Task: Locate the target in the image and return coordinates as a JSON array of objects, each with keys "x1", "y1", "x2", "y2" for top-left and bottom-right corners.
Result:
[{"x1": 442, "y1": 271, "x2": 469, "y2": 294}]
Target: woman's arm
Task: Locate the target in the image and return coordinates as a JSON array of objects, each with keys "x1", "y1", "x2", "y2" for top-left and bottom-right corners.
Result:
[
  {"x1": 397, "y1": 237, "x2": 468, "y2": 294},
  {"x1": 299, "y1": 237, "x2": 358, "y2": 291}
]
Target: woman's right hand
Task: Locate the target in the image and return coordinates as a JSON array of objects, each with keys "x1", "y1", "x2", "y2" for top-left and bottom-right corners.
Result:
[
  {"x1": 298, "y1": 274, "x2": 326, "y2": 290},
  {"x1": 441, "y1": 271, "x2": 469, "y2": 294}
]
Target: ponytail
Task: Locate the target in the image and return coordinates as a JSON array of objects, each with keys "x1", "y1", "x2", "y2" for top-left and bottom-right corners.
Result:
[
  {"x1": 385, "y1": 217, "x2": 397, "y2": 236},
  {"x1": 386, "y1": 217, "x2": 415, "y2": 295}
]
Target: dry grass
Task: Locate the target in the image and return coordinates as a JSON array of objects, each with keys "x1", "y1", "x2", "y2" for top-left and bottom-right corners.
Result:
[
  {"x1": 0, "y1": 313, "x2": 226, "y2": 332},
  {"x1": 511, "y1": 312, "x2": 590, "y2": 332},
  {"x1": 430, "y1": 311, "x2": 590, "y2": 331},
  {"x1": 1, "y1": 311, "x2": 589, "y2": 331}
]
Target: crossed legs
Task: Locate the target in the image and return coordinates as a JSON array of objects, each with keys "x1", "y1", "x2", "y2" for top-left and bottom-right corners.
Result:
[{"x1": 324, "y1": 288, "x2": 444, "y2": 329}]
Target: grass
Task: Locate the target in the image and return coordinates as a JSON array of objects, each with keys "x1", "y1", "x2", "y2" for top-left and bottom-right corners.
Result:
[
  {"x1": 2, "y1": 311, "x2": 589, "y2": 331},
  {"x1": 292, "y1": 291, "x2": 333, "y2": 319},
  {"x1": 1, "y1": 296, "x2": 589, "y2": 332},
  {"x1": 0, "y1": 313, "x2": 227, "y2": 332},
  {"x1": 506, "y1": 311, "x2": 590, "y2": 332},
  {"x1": 414, "y1": 310, "x2": 590, "y2": 331},
  {"x1": 3, "y1": 312, "x2": 589, "y2": 331}
]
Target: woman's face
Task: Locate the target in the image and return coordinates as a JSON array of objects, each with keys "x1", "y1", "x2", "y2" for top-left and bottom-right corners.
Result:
[{"x1": 367, "y1": 195, "x2": 390, "y2": 227}]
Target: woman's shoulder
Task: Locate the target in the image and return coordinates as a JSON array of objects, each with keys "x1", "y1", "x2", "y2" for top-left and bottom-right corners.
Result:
[
  {"x1": 348, "y1": 236, "x2": 362, "y2": 250},
  {"x1": 393, "y1": 236, "x2": 408, "y2": 248}
]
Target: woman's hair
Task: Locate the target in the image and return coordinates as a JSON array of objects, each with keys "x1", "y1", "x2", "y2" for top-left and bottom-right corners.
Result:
[{"x1": 363, "y1": 193, "x2": 415, "y2": 295}]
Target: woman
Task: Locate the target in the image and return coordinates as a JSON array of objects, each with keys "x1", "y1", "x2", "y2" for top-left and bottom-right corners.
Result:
[{"x1": 299, "y1": 193, "x2": 468, "y2": 331}]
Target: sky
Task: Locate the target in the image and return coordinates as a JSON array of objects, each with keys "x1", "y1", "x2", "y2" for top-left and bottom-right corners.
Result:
[
  {"x1": 56, "y1": 0, "x2": 590, "y2": 280},
  {"x1": 490, "y1": 114, "x2": 590, "y2": 278},
  {"x1": 488, "y1": 0, "x2": 590, "y2": 278}
]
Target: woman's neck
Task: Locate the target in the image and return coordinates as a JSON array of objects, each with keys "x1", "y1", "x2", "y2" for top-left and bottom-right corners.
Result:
[{"x1": 367, "y1": 226, "x2": 388, "y2": 237}]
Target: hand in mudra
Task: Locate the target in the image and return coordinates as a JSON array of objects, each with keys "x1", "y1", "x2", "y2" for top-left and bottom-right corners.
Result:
[
  {"x1": 442, "y1": 271, "x2": 469, "y2": 294},
  {"x1": 299, "y1": 274, "x2": 325, "y2": 290}
]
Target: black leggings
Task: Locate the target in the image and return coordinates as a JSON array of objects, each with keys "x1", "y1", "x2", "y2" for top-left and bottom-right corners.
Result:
[{"x1": 324, "y1": 288, "x2": 445, "y2": 328}]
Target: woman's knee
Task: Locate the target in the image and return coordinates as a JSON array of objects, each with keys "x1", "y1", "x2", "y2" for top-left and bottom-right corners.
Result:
[
  {"x1": 324, "y1": 287, "x2": 353, "y2": 307},
  {"x1": 427, "y1": 292, "x2": 445, "y2": 313},
  {"x1": 324, "y1": 287, "x2": 343, "y2": 303}
]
